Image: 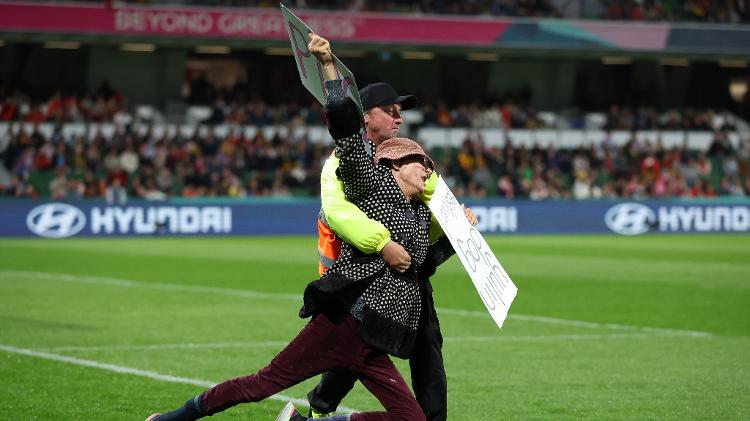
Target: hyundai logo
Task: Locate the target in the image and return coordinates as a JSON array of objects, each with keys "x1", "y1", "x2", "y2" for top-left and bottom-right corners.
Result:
[
  {"x1": 604, "y1": 203, "x2": 656, "y2": 235},
  {"x1": 26, "y1": 203, "x2": 86, "y2": 238}
]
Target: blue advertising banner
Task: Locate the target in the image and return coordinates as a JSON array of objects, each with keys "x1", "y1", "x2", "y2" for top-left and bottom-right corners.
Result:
[
  {"x1": 1, "y1": 199, "x2": 320, "y2": 238},
  {"x1": 464, "y1": 200, "x2": 750, "y2": 235},
  {"x1": 1, "y1": 199, "x2": 749, "y2": 238}
]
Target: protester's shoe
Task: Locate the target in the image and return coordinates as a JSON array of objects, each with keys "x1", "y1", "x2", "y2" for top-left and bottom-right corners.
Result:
[
  {"x1": 308, "y1": 407, "x2": 333, "y2": 418},
  {"x1": 276, "y1": 402, "x2": 307, "y2": 421},
  {"x1": 145, "y1": 414, "x2": 161, "y2": 421}
]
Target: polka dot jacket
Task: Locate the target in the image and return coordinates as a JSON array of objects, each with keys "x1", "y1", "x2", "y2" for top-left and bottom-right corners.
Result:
[{"x1": 300, "y1": 80, "x2": 433, "y2": 358}]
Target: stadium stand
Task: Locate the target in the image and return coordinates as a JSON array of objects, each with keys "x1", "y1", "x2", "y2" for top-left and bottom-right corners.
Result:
[
  {"x1": 2, "y1": 1, "x2": 749, "y2": 201},
  {"x1": 1, "y1": 106, "x2": 748, "y2": 200},
  {"x1": 1, "y1": 84, "x2": 743, "y2": 132}
]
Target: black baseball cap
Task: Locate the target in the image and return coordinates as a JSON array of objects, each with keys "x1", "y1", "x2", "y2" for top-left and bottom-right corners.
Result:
[{"x1": 359, "y1": 82, "x2": 417, "y2": 111}]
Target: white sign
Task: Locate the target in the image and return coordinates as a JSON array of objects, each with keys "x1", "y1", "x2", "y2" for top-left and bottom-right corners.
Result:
[{"x1": 428, "y1": 177, "x2": 518, "y2": 329}]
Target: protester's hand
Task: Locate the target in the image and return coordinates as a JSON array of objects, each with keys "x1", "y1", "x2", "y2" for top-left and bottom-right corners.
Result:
[
  {"x1": 308, "y1": 33, "x2": 333, "y2": 66},
  {"x1": 463, "y1": 205, "x2": 478, "y2": 226},
  {"x1": 381, "y1": 240, "x2": 412, "y2": 272}
]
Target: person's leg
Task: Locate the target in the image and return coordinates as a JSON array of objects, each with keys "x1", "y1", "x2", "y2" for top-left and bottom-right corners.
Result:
[
  {"x1": 276, "y1": 323, "x2": 423, "y2": 421},
  {"x1": 307, "y1": 369, "x2": 357, "y2": 415},
  {"x1": 201, "y1": 312, "x2": 358, "y2": 415},
  {"x1": 349, "y1": 347, "x2": 425, "y2": 421},
  {"x1": 285, "y1": 352, "x2": 422, "y2": 421},
  {"x1": 409, "y1": 287, "x2": 447, "y2": 421},
  {"x1": 150, "y1": 313, "x2": 357, "y2": 420}
]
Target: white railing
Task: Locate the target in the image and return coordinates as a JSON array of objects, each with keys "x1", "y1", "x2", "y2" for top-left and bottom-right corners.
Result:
[{"x1": 1, "y1": 122, "x2": 748, "y2": 151}]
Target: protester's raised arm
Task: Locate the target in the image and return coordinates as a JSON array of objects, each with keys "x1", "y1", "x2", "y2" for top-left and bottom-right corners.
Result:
[{"x1": 308, "y1": 33, "x2": 337, "y2": 81}]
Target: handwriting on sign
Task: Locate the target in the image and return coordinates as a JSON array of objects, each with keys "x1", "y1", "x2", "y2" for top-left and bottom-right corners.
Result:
[
  {"x1": 436, "y1": 191, "x2": 460, "y2": 227},
  {"x1": 428, "y1": 177, "x2": 517, "y2": 329},
  {"x1": 454, "y1": 227, "x2": 512, "y2": 310}
]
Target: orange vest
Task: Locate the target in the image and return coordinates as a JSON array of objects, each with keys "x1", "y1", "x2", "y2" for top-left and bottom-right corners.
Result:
[{"x1": 317, "y1": 212, "x2": 341, "y2": 276}]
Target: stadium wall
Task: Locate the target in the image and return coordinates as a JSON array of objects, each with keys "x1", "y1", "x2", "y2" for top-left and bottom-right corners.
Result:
[
  {"x1": 5, "y1": 198, "x2": 749, "y2": 238},
  {"x1": 86, "y1": 46, "x2": 186, "y2": 109}
]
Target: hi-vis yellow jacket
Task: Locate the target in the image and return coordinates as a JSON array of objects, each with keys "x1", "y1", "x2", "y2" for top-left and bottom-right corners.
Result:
[{"x1": 318, "y1": 152, "x2": 442, "y2": 275}]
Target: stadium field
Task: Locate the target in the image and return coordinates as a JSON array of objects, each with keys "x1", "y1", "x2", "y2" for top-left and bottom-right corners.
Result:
[{"x1": 0, "y1": 235, "x2": 748, "y2": 420}]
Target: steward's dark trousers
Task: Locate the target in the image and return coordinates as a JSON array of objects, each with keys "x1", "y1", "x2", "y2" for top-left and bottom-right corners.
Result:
[
  {"x1": 201, "y1": 312, "x2": 425, "y2": 421},
  {"x1": 308, "y1": 282, "x2": 447, "y2": 421}
]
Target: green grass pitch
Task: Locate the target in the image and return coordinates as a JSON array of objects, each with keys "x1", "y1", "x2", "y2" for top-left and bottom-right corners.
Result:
[{"x1": 0, "y1": 234, "x2": 748, "y2": 420}]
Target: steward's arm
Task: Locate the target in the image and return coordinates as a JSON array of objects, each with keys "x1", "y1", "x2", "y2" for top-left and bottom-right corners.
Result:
[
  {"x1": 420, "y1": 172, "x2": 446, "y2": 243},
  {"x1": 321, "y1": 154, "x2": 390, "y2": 254}
]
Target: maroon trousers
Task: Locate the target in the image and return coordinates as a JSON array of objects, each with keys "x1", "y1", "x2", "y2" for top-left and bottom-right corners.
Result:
[{"x1": 201, "y1": 313, "x2": 425, "y2": 421}]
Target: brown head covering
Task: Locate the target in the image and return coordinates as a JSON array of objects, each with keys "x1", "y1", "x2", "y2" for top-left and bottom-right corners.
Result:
[{"x1": 375, "y1": 137, "x2": 434, "y2": 170}]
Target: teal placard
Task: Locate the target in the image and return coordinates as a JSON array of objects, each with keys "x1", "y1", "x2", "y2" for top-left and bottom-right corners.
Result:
[{"x1": 280, "y1": 5, "x2": 363, "y2": 117}]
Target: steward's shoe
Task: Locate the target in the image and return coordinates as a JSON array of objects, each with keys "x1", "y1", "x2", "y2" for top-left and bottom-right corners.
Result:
[{"x1": 308, "y1": 407, "x2": 333, "y2": 418}]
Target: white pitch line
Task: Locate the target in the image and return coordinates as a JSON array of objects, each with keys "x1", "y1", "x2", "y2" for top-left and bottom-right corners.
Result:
[
  {"x1": 509, "y1": 314, "x2": 713, "y2": 337},
  {"x1": 437, "y1": 308, "x2": 713, "y2": 337},
  {"x1": 0, "y1": 270, "x2": 301, "y2": 301},
  {"x1": 443, "y1": 333, "x2": 700, "y2": 342},
  {"x1": 0, "y1": 343, "x2": 360, "y2": 414},
  {"x1": 40, "y1": 332, "x2": 703, "y2": 354},
  {"x1": 1, "y1": 270, "x2": 713, "y2": 337},
  {"x1": 39, "y1": 341, "x2": 290, "y2": 353}
]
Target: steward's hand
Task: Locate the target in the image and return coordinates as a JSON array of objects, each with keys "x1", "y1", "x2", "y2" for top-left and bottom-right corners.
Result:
[{"x1": 381, "y1": 240, "x2": 412, "y2": 273}]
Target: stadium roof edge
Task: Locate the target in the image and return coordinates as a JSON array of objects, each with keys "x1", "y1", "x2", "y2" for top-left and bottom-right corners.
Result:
[
  {"x1": 1, "y1": 2, "x2": 750, "y2": 58},
  {"x1": 2, "y1": 31, "x2": 750, "y2": 62}
]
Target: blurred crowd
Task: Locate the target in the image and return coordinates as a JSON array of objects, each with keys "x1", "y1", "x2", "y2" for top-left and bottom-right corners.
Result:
[
  {"x1": 1, "y1": 122, "x2": 748, "y2": 201},
  {"x1": 4, "y1": 83, "x2": 741, "y2": 134},
  {"x1": 600, "y1": 105, "x2": 740, "y2": 132},
  {"x1": 0, "y1": 83, "x2": 127, "y2": 124},
  {"x1": 3, "y1": 79, "x2": 749, "y2": 201},
  {"x1": 441, "y1": 130, "x2": 749, "y2": 200},
  {"x1": 66, "y1": 0, "x2": 750, "y2": 22},
  {"x1": 0, "y1": 125, "x2": 329, "y2": 201}
]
